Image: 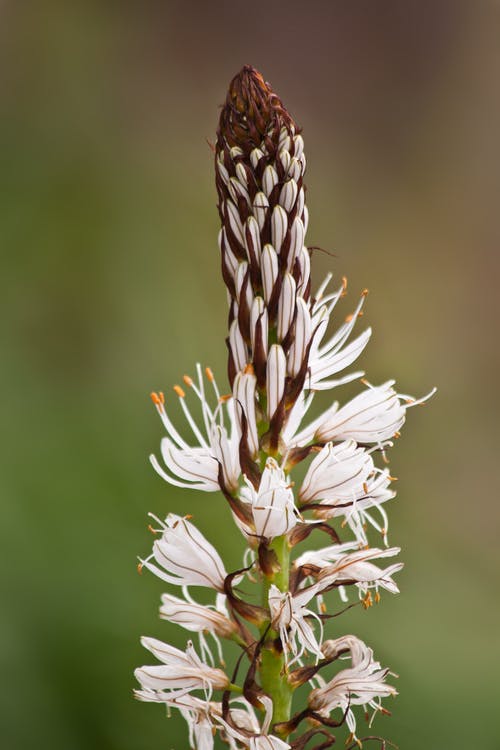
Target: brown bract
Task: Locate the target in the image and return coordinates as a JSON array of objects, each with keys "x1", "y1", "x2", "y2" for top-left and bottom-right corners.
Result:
[{"x1": 217, "y1": 65, "x2": 297, "y2": 154}]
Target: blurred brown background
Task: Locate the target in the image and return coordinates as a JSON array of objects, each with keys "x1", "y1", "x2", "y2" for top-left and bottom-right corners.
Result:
[{"x1": 1, "y1": 1, "x2": 499, "y2": 748}]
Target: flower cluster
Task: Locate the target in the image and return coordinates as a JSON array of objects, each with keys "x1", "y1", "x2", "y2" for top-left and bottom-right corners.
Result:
[{"x1": 135, "y1": 66, "x2": 434, "y2": 749}]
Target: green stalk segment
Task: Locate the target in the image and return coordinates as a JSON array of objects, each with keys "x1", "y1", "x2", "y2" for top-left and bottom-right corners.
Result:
[{"x1": 259, "y1": 534, "x2": 294, "y2": 736}]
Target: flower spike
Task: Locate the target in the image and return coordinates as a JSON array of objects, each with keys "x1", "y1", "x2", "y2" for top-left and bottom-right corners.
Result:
[{"x1": 135, "y1": 65, "x2": 434, "y2": 749}]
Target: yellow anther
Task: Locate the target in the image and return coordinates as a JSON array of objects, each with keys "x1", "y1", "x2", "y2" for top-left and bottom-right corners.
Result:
[
  {"x1": 173, "y1": 385, "x2": 185, "y2": 398},
  {"x1": 205, "y1": 366, "x2": 215, "y2": 381},
  {"x1": 320, "y1": 601, "x2": 327, "y2": 614},
  {"x1": 183, "y1": 374, "x2": 193, "y2": 387}
]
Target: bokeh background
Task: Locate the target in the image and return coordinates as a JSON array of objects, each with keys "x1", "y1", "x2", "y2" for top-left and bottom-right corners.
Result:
[{"x1": 1, "y1": 1, "x2": 499, "y2": 748}]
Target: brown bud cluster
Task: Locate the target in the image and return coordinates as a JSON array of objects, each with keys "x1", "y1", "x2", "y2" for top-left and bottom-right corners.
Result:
[{"x1": 215, "y1": 66, "x2": 313, "y2": 460}]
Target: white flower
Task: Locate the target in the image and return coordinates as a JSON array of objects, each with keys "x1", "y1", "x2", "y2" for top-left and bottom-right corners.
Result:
[
  {"x1": 150, "y1": 365, "x2": 241, "y2": 493},
  {"x1": 241, "y1": 458, "x2": 300, "y2": 540},
  {"x1": 140, "y1": 514, "x2": 228, "y2": 591},
  {"x1": 160, "y1": 593, "x2": 237, "y2": 638},
  {"x1": 299, "y1": 440, "x2": 395, "y2": 544},
  {"x1": 134, "y1": 638, "x2": 229, "y2": 700},
  {"x1": 296, "y1": 546, "x2": 403, "y2": 598},
  {"x1": 308, "y1": 635, "x2": 396, "y2": 735},
  {"x1": 268, "y1": 584, "x2": 323, "y2": 665},
  {"x1": 300, "y1": 440, "x2": 375, "y2": 504},
  {"x1": 307, "y1": 279, "x2": 371, "y2": 391}
]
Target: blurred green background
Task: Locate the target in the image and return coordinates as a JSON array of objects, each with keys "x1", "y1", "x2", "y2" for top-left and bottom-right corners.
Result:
[{"x1": 1, "y1": 1, "x2": 499, "y2": 748}]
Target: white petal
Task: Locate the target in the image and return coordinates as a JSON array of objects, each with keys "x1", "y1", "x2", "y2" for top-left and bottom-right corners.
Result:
[
  {"x1": 262, "y1": 165, "x2": 278, "y2": 197},
  {"x1": 287, "y1": 297, "x2": 311, "y2": 377},
  {"x1": 288, "y1": 217, "x2": 305, "y2": 272},
  {"x1": 279, "y1": 179, "x2": 298, "y2": 212},
  {"x1": 266, "y1": 344, "x2": 286, "y2": 420},
  {"x1": 261, "y1": 244, "x2": 278, "y2": 303},
  {"x1": 277, "y1": 272, "x2": 296, "y2": 341},
  {"x1": 253, "y1": 191, "x2": 269, "y2": 231},
  {"x1": 229, "y1": 319, "x2": 248, "y2": 373},
  {"x1": 271, "y1": 205, "x2": 288, "y2": 254}
]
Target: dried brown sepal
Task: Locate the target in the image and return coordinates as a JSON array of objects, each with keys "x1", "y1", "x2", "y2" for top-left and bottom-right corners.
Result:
[
  {"x1": 223, "y1": 568, "x2": 268, "y2": 626},
  {"x1": 258, "y1": 541, "x2": 280, "y2": 577},
  {"x1": 217, "y1": 462, "x2": 254, "y2": 529},
  {"x1": 288, "y1": 521, "x2": 340, "y2": 548},
  {"x1": 290, "y1": 728, "x2": 337, "y2": 750}
]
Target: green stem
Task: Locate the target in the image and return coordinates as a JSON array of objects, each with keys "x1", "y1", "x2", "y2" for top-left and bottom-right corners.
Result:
[{"x1": 259, "y1": 534, "x2": 294, "y2": 737}]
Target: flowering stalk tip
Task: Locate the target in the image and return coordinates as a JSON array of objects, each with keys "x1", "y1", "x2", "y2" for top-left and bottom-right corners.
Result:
[{"x1": 134, "y1": 66, "x2": 433, "y2": 749}]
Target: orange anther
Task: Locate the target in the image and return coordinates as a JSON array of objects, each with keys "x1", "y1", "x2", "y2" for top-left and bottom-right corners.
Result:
[
  {"x1": 184, "y1": 514, "x2": 193, "y2": 520},
  {"x1": 173, "y1": 385, "x2": 185, "y2": 398},
  {"x1": 361, "y1": 288, "x2": 369, "y2": 296},
  {"x1": 345, "y1": 314, "x2": 353, "y2": 323},
  {"x1": 244, "y1": 363, "x2": 255, "y2": 375},
  {"x1": 375, "y1": 591, "x2": 381, "y2": 604},
  {"x1": 147, "y1": 524, "x2": 157, "y2": 535},
  {"x1": 183, "y1": 375, "x2": 193, "y2": 387},
  {"x1": 219, "y1": 394, "x2": 232, "y2": 402},
  {"x1": 150, "y1": 391, "x2": 165, "y2": 407},
  {"x1": 362, "y1": 591, "x2": 373, "y2": 609},
  {"x1": 320, "y1": 601, "x2": 327, "y2": 614},
  {"x1": 137, "y1": 562, "x2": 143, "y2": 574},
  {"x1": 357, "y1": 310, "x2": 364, "y2": 318},
  {"x1": 393, "y1": 431, "x2": 401, "y2": 439},
  {"x1": 205, "y1": 367, "x2": 215, "y2": 381},
  {"x1": 363, "y1": 482, "x2": 369, "y2": 494},
  {"x1": 388, "y1": 475, "x2": 398, "y2": 482},
  {"x1": 342, "y1": 276, "x2": 348, "y2": 290}
]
